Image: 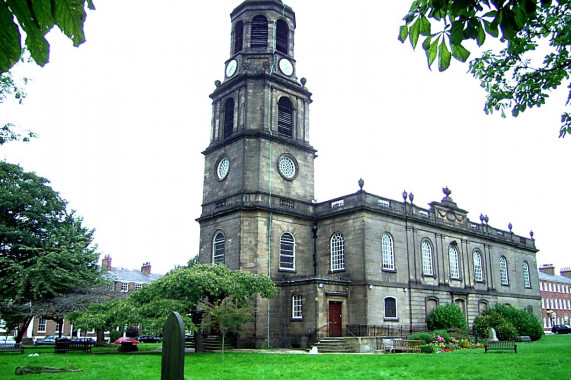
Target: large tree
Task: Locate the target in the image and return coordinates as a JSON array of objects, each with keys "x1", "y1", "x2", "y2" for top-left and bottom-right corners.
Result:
[
  {"x1": 399, "y1": 0, "x2": 571, "y2": 138},
  {"x1": 0, "y1": 161, "x2": 102, "y2": 342}
]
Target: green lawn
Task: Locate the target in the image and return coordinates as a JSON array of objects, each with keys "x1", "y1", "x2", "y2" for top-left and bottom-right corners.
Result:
[{"x1": 0, "y1": 335, "x2": 569, "y2": 379}]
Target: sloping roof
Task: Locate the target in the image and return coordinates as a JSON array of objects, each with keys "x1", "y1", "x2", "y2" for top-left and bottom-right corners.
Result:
[
  {"x1": 103, "y1": 267, "x2": 162, "y2": 284},
  {"x1": 538, "y1": 271, "x2": 571, "y2": 284}
]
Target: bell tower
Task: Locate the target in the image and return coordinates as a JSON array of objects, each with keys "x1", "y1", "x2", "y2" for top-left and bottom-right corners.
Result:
[{"x1": 198, "y1": 0, "x2": 316, "y2": 272}]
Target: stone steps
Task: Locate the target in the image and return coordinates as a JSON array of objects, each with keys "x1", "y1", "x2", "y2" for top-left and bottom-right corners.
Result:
[{"x1": 312, "y1": 337, "x2": 355, "y2": 353}]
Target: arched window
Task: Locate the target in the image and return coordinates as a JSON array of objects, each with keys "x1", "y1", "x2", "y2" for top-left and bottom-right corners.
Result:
[
  {"x1": 223, "y1": 98, "x2": 235, "y2": 139},
  {"x1": 382, "y1": 233, "x2": 395, "y2": 271},
  {"x1": 279, "y1": 233, "x2": 295, "y2": 271},
  {"x1": 478, "y1": 300, "x2": 488, "y2": 315},
  {"x1": 384, "y1": 297, "x2": 397, "y2": 319},
  {"x1": 426, "y1": 298, "x2": 438, "y2": 317},
  {"x1": 251, "y1": 15, "x2": 268, "y2": 50},
  {"x1": 276, "y1": 19, "x2": 288, "y2": 54},
  {"x1": 330, "y1": 233, "x2": 345, "y2": 271},
  {"x1": 233, "y1": 21, "x2": 243, "y2": 54},
  {"x1": 421, "y1": 239, "x2": 433, "y2": 275},
  {"x1": 523, "y1": 261, "x2": 531, "y2": 288},
  {"x1": 499, "y1": 256, "x2": 509, "y2": 285},
  {"x1": 473, "y1": 249, "x2": 483, "y2": 282},
  {"x1": 449, "y1": 245, "x2": 460, "y2": 279},
  {"x1": 278, "y1": 97, "x2": 293, "y2": 137},
  {"x1": 213, "y1": 231, "x2": 225, "y2": 264}
]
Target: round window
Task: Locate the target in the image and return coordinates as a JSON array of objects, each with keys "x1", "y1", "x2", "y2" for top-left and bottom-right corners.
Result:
[
  {"x1": 278, "y1": 155, "x2": 297, "y2": 180},
  {"x1": 216, "y1": 156, "x2": 230, "y2": 180}
]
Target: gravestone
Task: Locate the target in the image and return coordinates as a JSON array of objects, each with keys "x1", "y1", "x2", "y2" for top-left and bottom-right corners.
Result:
[
  {"x1": 161, "y1": 312, "x2": 185, "y2": 380},
  {"x1": 488, "y1": 327, "x2": 499, "y2": 342}
]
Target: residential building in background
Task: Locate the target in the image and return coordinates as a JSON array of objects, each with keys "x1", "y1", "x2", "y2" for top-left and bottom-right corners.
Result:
[{"x1": 538, "y1": 264, "x2": 571, "y2": 330}]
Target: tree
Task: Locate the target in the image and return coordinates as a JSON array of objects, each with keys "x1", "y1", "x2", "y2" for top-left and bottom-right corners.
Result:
[
  {"x1": 0, "y1": 161, "x2": 102, "y2": 342},
  {"x1": 0, "y1": 0, "x2": 95, "y2": 74},
  {"x1": 127, "y1": 264, "x2": 276, "y2": 352},
  {"x1": 399, "y1": 0, "x2": 571, "y2": 138},
  {"x1": 201, "y1": 297, "x2": 254, "y2": 360}
]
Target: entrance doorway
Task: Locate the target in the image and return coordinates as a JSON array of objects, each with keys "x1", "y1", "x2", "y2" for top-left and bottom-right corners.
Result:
[{"x1": 328, "y1": 301, "x2": 342, "y2": 337}]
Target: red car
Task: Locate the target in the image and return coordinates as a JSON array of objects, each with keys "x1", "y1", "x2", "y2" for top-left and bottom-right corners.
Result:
[{"x1": 114, "y1": 337, "x2": 139, "y2": 344}]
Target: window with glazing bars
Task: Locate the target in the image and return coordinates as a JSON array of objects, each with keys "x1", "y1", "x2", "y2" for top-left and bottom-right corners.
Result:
[
  {"x1": 233, "y1": 21, "x2": 243, "y2": 54},
  {"x1": 449, "y1": 246, "x2": 460, "y2": 279},
  {"x1": 279, "y1": 233, "x2": 295, "y2": 270},
  {"x1": 276, "y1": 19, "x2": 288, "y2": 54},
  {"x1": 251, "y1": 16, "x2": 268, "y2": 50},
  {"x1": 422, "y1": 239, "x2": 433, "y2": 275},
  {"x1": 223, "y1": 98, "x2": 234, "y2": 139},
  {"x1": 382, "y1": 233, "x2": 394, "y2": 270},
  {"x1": 278, "y1": 97, "x2": 293, "y2": 137},
  {"x1": 213, "y1": 232, "x2": 225, "y2": 264},
  {"x1": 384, "y1": 297, "x2": 397, "y2": 318},
  {"x1": 473, "y1": 250, "x2": 483, "y2": 281},
  {"x1": 499, "y1": 256, "x2": 509, "y2": 285},
  {"x1": 292, "y1": 295, "x2": 302, "y2": 319},
  {"x1": 330, "y1": 233, "x2": 345, "y2": 271},
  {"x1": 523, "y1": 261, "x2": 531, "y2": 288}
]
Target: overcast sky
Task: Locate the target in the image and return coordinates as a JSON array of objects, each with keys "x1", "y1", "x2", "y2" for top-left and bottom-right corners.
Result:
[{"x1": 2, "y1": 1, "x2": 570, "y2": 275}]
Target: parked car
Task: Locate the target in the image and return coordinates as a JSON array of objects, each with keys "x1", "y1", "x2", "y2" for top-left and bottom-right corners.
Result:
[
  {"x1": 36, "y1": 336, "x2": 57, "y2": 345},
  {"x1": 114, "y1": 337, "x2": 139, "y2": 344},
  {"x1": 137, "y1": 335, "x2": 161, "y2": 343},
  {"x1": 551, "y1": 324, "x2": 571, "y2": 334},
  {"x1": 77, "y1": 338, "x2": 96, "y2": 344},
  {"x1": 0, "y1": 336, "x2": 16, "y2": 344}
]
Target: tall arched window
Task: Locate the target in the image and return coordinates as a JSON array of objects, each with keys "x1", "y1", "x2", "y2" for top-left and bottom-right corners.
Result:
[
  {"x1": 523, "y1": 261, "x2": 531, "y2": 288},
  {"x1": 421, "y1": 239, "x2": 433, "y2": 275},
  {"x1": 449, "y1": 245, "x2": 460, "y2": 279},
  {"x1": 278, "y1": 97, "x2": 293, "y2": 137},
  {"x1": 384, "y1": 297, "x2": 397, "y2": 319},
  {"x1": 233, "y1": 21, "x2": 244, "y2": 54},
  {"x1": 276, "y1": 19, "x2": 289, "y2": 54},
  {"x1": 473, "y1": 249, "x2": 483, "y2": 282},
  {"x1": 330, "y1": 233, "x2": 345, "y2": 271},
  {"x1": 251, "y1": 15, "x2": 268, "y2": 50},
  {"x1": 499, "y1": 256, "x2": 509, "y2": 285},
  {"x1": 223, "y1": 98, "x2": 235, "y2": 139},
  {"x1": 426, "y1": 298, "x2": 438, "y2": 317},
  {"x1": 279, "y1": 233, "x2": 295, "y2": 271},
  {"x1": 213, "y1": 231, "x2": 225, "y2": 264},
  {"x1": 382, "y1": 233, "x2": 395, "y2": 271}
]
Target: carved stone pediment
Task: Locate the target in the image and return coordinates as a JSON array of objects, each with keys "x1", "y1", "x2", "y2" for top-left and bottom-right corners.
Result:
[{"x1": 429, "y1": 187, "x2": 468, "y2": 226}]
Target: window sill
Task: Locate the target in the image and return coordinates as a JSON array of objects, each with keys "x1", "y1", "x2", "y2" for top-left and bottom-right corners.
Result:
[
  {"x1": 279, "y1": 268, "x2": 296, "y2": 273},
  {"x1": 422, "y1": 273, "x2": 436, "y2": 278},
  {"x1": 382, "y1": 269, "x2": 397, "y2": 273},
  {"x1": 330, "y1": 269, "x2": 346, "y2": 274},
  {"x1": 384, "y1": 317, "x2": 399, "y2": 322},
  {"x1": 450, "y1": 277, "x2": 462, "y2": 281},
  {"x1": 501, "y1": 283, "x2": 510, "y2": 287},
  {"x1": 291, "y1": 318, "x2": 303, "y2": 322},
  {"x1": 474, "y1": 280, "x2": 485, "y2": 284}
]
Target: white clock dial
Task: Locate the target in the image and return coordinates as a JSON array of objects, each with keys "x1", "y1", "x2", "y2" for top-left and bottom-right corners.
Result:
[
  {"x1": 217, "y1": 156, "x2": 230, "y2": 180},
  {"x1": 225, "y1": 60, "x2": 237, "y2": 78},
  {"x1": 279, "y1": 58, "x2": 294, "y2": 76}
]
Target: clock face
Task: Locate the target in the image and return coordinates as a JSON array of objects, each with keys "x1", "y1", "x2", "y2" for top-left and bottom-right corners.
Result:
[
  {"x1": 216, "y1": 156, "x2": 230, "y2": 180},
  {"x1": 278, "y1": 155, "x2": 297, "y2": 180},
  {"x1": 279, "y1": 58, "x2": 294, "y2": 76},
  {"x1": 225, "y1": 60, "x2": 237, "y2": 78}
]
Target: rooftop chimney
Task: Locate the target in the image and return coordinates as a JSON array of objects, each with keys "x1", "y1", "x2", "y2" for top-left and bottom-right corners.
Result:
[
  {"x1": 560, "y1": 267, "x2": 571, "y2": 279},
  {"x1": 141, "y1": 262, "x2": 151, "y2": 275},
  {"x1": 539, "y1": 264, "x2": 555, "y2": 276},
  {"x1": 101, "y1": 255, "x2": 112, "y2": 271}
]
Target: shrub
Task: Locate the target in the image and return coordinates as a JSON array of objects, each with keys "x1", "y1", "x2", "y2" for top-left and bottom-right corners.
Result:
[
  {"x1": 427, "y1": 303, "x2": 467, "y2": 331},
  {"x1": 421, "y1": 344, "x2": 439, "y2": 353},
  {"x1": 475, "y1": 304, "x2": 544, "y2": 341},
  {"x1": 458, "y1": 338, "x2": 472, "y2": 349},
  {"x1": 495, "y1": 321, "x2": 517, "y2": 341},
  {"x1": 126, "y1": 326, "x2": 139, "y2": 338},
  {"x1": 432, "y1": 329, "x2": 451, "y2": 343},
  {"x1": 409, "y1": 332, "x2": 434, "y2": 345}
]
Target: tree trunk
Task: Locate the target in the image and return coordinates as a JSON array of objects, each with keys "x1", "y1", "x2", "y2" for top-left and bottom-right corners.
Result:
[
  {"x1": 221, "y1": 334, "x2": 225, "y2": 361},
  {"x1": 192, "y1": 312, "x2": 204, "y2": 353},
  {"x1": 96, "y1": 329, "x2": 105, "y2": 346},
  {"x1": 15, "y1": 317, "x2": 33, "y2": 343}
]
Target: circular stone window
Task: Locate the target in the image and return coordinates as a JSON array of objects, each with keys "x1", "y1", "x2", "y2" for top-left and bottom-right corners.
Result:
[
  {"x1": 216, "y1": 156, "x2": 230, "y2": 181},
  {"x1": 277, "y1": 154, "x2": 297, "y2": 180}
]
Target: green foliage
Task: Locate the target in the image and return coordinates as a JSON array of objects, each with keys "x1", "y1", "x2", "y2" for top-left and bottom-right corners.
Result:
[
  {"x1": 427, "y1": 303, "x2": 467, "y2": 331},
  {"x1": 109, "y1": 330, "x2": 121, "y2": 343},
  {"x1": 399, "y1": 0, "x2": 571, "y2": 138},
  {"x1": 0, "y1": 0, "x2": 95, "y2": 74},
  {"x1": 432, "y1": 329, "x2": 452, "y2": 342},
  {"x1": 495, "y1": 320, "x2": 517, "y2": 340},
  {"x1": 421, "y1": 344, "x2": 439, "y2": 353},
  {"x1": 0, "y1": 162, "x2": 101, "y2": 311},
  {"x1": 409, "y1": 332, "x2": 435, "y2": 345}
]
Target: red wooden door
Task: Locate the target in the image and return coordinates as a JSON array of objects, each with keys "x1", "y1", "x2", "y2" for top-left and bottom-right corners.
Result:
[{"x1": 328, "y1": 301, "x2": 342, "y2": 337}]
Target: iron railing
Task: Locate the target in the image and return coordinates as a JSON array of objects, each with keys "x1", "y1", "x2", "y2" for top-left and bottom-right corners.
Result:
[{"x1": 345, "y1": 324, "x2": 427, "y2": 337}]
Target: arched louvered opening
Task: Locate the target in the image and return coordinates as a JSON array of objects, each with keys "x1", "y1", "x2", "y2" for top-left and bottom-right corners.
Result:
[
  {"x1": 213, "y1": 231, "x2": 225, "y2": 264},
  {"x1": 276, "y1": 19, "x2": 288, "y2": 54},
  {"x1": 251, "y1": 16, "x2": 268, "y2": 50},
  {"x1": 233, "y1": 21, "x2": 244, "y2": 54},
  {"x1": 278, "y1": 97, "x2": 293, "y2": 137},
  {"x1": 223, "y1": 98, "x2": 235, "y2": 139}
]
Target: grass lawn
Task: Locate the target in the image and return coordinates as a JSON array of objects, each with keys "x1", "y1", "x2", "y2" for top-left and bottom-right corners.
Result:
[{"x1": 0, "y1": 335, "x2": 569, "y2": 379}]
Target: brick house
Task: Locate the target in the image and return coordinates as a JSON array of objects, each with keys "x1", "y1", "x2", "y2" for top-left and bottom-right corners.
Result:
[{"x1": 538, "y1": 264, "x2": 571, "y2": 330}]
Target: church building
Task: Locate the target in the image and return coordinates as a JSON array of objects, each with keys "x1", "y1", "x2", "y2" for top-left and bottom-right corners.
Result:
[{"x1": 197, "y1": 0, "x2": 541, "y2": 349}]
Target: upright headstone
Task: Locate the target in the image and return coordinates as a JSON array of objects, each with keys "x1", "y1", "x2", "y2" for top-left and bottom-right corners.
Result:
[
  {"x1": 161, "y1": 312, "x2": 185, "y2": 380},
  {"x1": 488, "y1": 327, "x2": 499, "y2": 342}
]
